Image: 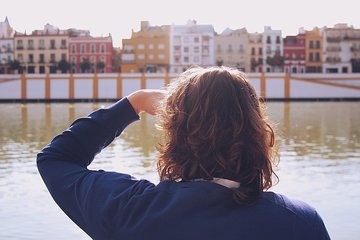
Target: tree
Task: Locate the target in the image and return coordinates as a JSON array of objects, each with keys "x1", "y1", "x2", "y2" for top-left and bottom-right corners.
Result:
[
  {"x1": 58, "y1": 59, "x2": 71, "y2": 73},
  {"x1": 80, "y1": 58, "x2": 92, "y2": 73},
  {"x1": 266, "y1": 54, "x2": 284, "y2": 68},
  {"x1": 96, "y1": 61, "x2": 105, "y2": 73},
  {"x1": 251, "y1": 58, "x2": 262, "y2": 72},
  {"x1": 8, "y1": 59, "x2": 23, "y2": 73},
  {"x1": 216, "y1": 59, "x2": 224, "y2": 66}
]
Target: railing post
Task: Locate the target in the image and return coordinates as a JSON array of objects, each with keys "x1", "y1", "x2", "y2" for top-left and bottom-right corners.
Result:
[
  {"x1": 140, "y1": 73, "x2": 146, "y2": 89},
  {"x1": 260, "y1": 72, "x2": 266, "y2": 98},
  {"x1": 93, "y1": 73, "x2": 99, "y2": 99},
  {"x1": 45, "y1": 73, "x2": 51, "y2": 100},
  {"x1": 284, "y1": 74, "x2": 290, "y2": 99},
  {"x1": 21, "y1": 74, "x2": 27, "y2": 100},
  {"x1": 117, "y1": 73, "x2": 123, "y2": 99},
  {"x1": 69, "y1": 74, "x2": 74, "y2": 100}
]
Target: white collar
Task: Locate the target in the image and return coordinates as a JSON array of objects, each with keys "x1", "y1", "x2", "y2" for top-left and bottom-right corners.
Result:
[{"x1": 190, "y1": 178, "x2": 240, "y2": 189}]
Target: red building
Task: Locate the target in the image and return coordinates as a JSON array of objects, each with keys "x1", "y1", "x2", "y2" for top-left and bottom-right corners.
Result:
[
  {"x1": 284, "y1": 33, "x2": 306, "y2": 73},
  {"x1": 69, "y1": 35, "x2": 113, "y2": 73}
]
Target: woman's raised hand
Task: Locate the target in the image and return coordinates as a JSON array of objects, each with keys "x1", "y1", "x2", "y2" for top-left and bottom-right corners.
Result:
[{"x1": 127, "y1": 89, "x2": 167, "y2": 115}]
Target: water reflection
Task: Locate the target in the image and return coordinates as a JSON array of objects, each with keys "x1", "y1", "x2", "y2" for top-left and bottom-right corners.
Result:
[{"x1": 0, "y1": 102, "x2": 359, "y2": 239}]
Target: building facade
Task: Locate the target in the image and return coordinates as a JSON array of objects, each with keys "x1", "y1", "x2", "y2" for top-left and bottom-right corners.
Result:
[
  {"x1": 284, "y1": 31, "x2": 306, "y2": 73},
  {"x1": 323, "y1": 24, "x2": 360, "y2": 73},
  {"x1": 262, "y1": 26, "x2": 283, "y2": 72},
  {"x1": 13, "y1": 24, "x2": 69, "y2": 74},
  {"x1": 214, "y1": 28, "x2": 248, "y2": 71},
  {"x1": 69, "y1": 35, "x2": 113, "y2": 73},
  {"x1": 121, "y1": 21, "x2": 170, "y2": 73},
  {"x1": 0, "y1": 17, "x2": 14, "y2": 73},
  {"x1": 169, "y1": 20, "x2": 214, "y2": 73},
  {"x1": 248, "y1": 32, "x2": 263, "y2": 72},
  {"x1": 305, "y1": 27, "x2": 323, "y2": 73}
]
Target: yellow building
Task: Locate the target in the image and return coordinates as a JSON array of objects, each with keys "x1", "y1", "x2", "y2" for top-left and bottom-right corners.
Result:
[
  {"x1": 121, "y1": 21, "x2": 170, "y2": 73},
  {"x1": 14, "y1": 24, "x2": 69, "y2": 74},
  {"x1": 305, "y1": 27, "x2": 323, "y2": 73}
]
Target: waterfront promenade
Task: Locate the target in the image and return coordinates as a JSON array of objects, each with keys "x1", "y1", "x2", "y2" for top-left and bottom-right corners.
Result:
[{"x1": 1, "y1": 73, "x2": 360, "y2": 101}]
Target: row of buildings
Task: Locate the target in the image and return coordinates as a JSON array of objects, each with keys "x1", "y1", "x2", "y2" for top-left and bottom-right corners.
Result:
[{"x1": 1, "y1": 17, "x2": 360, "y2": 74}]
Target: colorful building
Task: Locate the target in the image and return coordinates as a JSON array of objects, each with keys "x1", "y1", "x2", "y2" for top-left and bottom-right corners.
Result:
[
  {"x1": 69, "y1": 34, "x2": 113, "y2": 73},
  {"x1": 13, "y1": 24, "x2": 69, "y2": 74},
  {"x1": 121, "y1": 21, "x2": 170, "y2": 73},
  {"x1": 248, "y1": 32, "x2": 263, "y2": 72},
  {"x1": 284, "y1": 31, "x2": 306, "y2": 73},
  {"x1": 169, "y1": 20, "x2": 214, "y2": 73},
  {"x1": 214, "y1": 28, "x2": 248, "y2": 71},
  {"x1": 305, "y1": 27, "x2": 323, "y2": 73}
]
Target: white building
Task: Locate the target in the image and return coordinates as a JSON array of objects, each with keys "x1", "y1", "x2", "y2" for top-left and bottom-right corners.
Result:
[
  {"x1": 262, "y1": 26, "x2": 283, "y2": 72},
  {"x1": 0, "y1": 17, "x2": 14, "y2": 73},
  {"x1": 170, "y1": 20, "x2": 214, "y2": 73},
  {"x1": 214, "y1": 28, "x2": 249, "y2": 71},
  {"x1": 323, "y1": 24, "x2": 360, "y2": 73}
]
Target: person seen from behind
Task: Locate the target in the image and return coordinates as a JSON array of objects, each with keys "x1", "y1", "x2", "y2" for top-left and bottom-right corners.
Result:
[{"x1": 37, "y1": 66, "x2": 330, "y2": 239}]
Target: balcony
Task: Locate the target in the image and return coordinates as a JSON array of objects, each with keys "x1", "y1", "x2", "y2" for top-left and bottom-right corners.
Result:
[
  {"x1": 60, "y1": 45, "x2": 67, "y2": 49},
  {"x1": 327, "y1": 37, "x2": 341, "y2": 42},
  {"x1": 326, "y1": 47, "x2": 341, "y2": 52},
  {"x1": 16, "y1": 46, "x2": 24, "y2": 50},
  {"x1": 28, "y1": 46, "x2": 34, "y2": 50},
  {"x1": 351, "y1": 46, "x2": 360, "y2": 52},
  {"x1": 38, "y1": 46, "x2": 45, "y2": 50},
  {"x1": 326, "y1": 57, "x2": 341, "y2": 63}
]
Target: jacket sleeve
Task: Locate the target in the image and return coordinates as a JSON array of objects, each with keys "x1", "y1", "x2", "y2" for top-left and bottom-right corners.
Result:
[{"x1": 36, "y1": 97, "x2": 154, "y2": 239}]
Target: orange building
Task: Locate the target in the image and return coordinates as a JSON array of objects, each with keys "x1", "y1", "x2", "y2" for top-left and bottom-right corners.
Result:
[
  {"x1": 121, "y1": 21, "x2": 170, "y2": 73},
  {"x1": 305, "y1": 27, "x2": 323, "y2": 73}
]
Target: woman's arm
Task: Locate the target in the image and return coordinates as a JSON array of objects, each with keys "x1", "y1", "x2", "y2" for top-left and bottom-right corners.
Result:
[{"x1": 36, "y1": 90, "x2": 165, "y2": 239}]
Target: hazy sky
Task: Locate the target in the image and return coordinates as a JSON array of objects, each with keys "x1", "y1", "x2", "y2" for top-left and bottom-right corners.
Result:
[{"x1": 3, "y1": 0, "x2": 359, "y2": 47}]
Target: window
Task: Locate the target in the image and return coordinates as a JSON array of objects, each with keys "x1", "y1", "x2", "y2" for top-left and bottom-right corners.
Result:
[
  {"x1": 50, "y1": 54, "x2": 56, "y2": 63},
  {"x1": 276, "y1": 36, "x2": 281, "y2": 44},
  {"x1": 148, "y1": 44, "x2": 154, "y2": 49},
  {"x1": 184, "y1": 47, "x2": 189, "y2": 53},
  {"x1": 50, "y1": 39, "x2": 56, "y2": 49},
  {"x1": 39, "y1": 39, "x2": 45, "y2": 49},
  {"x1": 184, "y1": 56, "x2": 189, "y2": 62},
  {"x1": 315, "y1": 52, "x2": 320, "y2": 61},
  {"x1": 148, "y1": 54, "x2": 154, "y2": 60},
  {"x1": 17, "y1": 54, "x2": 23, "y2": 62},
  {"x1": 309, "y1": 41, "x2": 314, "y2": 49},
  {"x1": 266, "y1": 36, "x2": 271, "y2": 44},
  {"x1": 228, "y1": 44, "x2": 233, "y2": 53},
  {"x1": 309, "y1": 53, "x2": 313, "y2": 62},
  {"x1": 61, "y1": 39, "x2": 67, "y2": 49},
  {"x1": 71, "y1": 44, "x2": 76, "y2": 53},
  {"x1": 259, "y1": 48, "x2": 262, "y2": 55},
  {"x1": 316, "y1": 41, "x2": 320, "y2": 49},
  {"x1": 71, "y1": 56, "x2": 76, "y2": 63},
  {"x1": 100, "y1": 44, "x2": 105, "y2": 53},
  {"x1": 91, "y1": 44, "x2": 96, "y2": 53},
  {"x1": 137, "y1": 44, "x2": 144, "y2": 49},
  {"x1": 39, "y1": 54, "x2": 45, "y2": 63},
  {"x1": 251, "y1": 48, "x2": 255, "y2": 55},
  {"x1": 194, "y1": 37, "x2": 199, "y2": 43},
  {"x1": 194, "y1": 46, "x2": 199, "y2": 53},
  {"x1": 81, "y1": 44, "x2": 86, "y2": 53},
  {"x1": 158, "y1": 54, "x2": 165, "y2": 60},
  {"x1": 61, "y1": 53, "x2": 67, "y2": 60},
  {"x1": 138, "y1": 54, "x2": 145, "y2": 60},
  {"x1": 28, "y1": 54, "x2": 34, "y2": 63},
  {"x1": 158, "y1": 44, "x2": 165, "y2": 49},
  {"x1": 17, "y1": 40, "x2": 23, "y2": 49},
  {"x1": 28, "y1": 40, "x2": 34, "y2": 50}
]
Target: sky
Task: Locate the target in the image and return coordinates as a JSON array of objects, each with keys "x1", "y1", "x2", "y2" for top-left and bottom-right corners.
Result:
[{"x1": 2, "y1": 0, "x2": 359, "y2": 47}]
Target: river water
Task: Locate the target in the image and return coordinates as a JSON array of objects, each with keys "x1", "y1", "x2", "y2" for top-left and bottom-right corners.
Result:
[{"x1": 0, "y1": 102, "x2": 359, "y2": 239}]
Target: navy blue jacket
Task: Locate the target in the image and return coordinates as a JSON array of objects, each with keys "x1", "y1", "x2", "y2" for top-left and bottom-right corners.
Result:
[{"x1": 37, "y1": 98, "x2": 330, "y2": 240}]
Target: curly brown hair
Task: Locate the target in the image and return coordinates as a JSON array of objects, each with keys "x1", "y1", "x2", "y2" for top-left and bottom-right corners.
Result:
[{"x1": 157, "y1": 66, "x2": 278, "y2": 205}]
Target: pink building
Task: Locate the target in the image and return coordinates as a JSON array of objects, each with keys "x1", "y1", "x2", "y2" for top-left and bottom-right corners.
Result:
[
  {"x1": 284, "y1": 33, "x2": 306, "y2": 73},
  {"x1": 69, "y1": 35, "x2": 113, "y2": 73}
]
